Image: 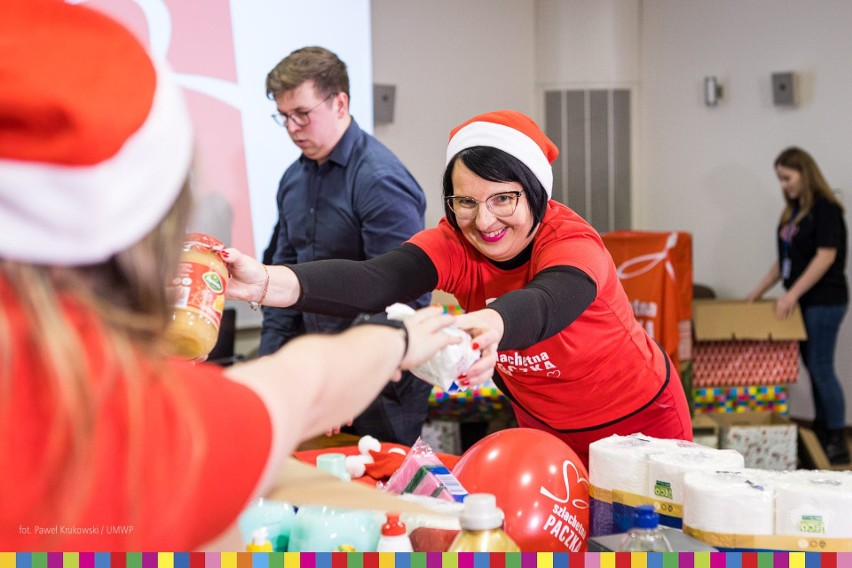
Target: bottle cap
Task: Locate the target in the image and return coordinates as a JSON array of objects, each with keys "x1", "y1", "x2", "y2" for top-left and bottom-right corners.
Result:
[
  {"x1": 633, "y1": 504, "x2": 659, "y2": 529},
  {"x1": 251, "y1": 527, "x2": 270, "y2": 545},
  {"x1": 381, "y1": 513, "x2": 407, "y2": 536},
  {"x1": 459, "y1": 493, "x2": 504, "y2": 530}
]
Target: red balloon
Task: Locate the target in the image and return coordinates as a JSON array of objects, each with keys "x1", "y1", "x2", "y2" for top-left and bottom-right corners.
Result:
[{"x1": 452, "y1": 428, "x2": 589, "y2": 552}]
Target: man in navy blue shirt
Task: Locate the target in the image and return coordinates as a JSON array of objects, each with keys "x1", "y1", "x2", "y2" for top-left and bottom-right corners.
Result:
[{"x1": 260, "y1": 46, "x2": 432, "y2": 445}]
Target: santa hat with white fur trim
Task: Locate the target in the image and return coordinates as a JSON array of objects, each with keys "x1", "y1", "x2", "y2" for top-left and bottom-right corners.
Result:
[
  {"x1": 0, "y1": 0, "x2": 193, "y2": 266},
  {"x1": 446, "y1": 110, "x2": 559, "y2": 198}
]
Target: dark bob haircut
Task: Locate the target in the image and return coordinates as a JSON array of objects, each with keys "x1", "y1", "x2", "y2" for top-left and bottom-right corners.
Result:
[{"x1": 442, "y1": 146, "x2": 548, "y2": 237}]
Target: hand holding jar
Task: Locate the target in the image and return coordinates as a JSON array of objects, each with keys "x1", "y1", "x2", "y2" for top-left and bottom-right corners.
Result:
[{"x1": 164, "y1": 233, "x2": 229, "y2": 360}]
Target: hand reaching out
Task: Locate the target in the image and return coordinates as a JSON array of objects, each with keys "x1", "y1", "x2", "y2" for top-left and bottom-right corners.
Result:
[
  {"x1": 219, "y1": 247, "x2": 267, "y2": 304},
  {"x1": 398, "y1": 307, "x2": 464, "y2": 370},
  {"x1": 453, "y1": 309, "x2": 502, "y2": 387}
]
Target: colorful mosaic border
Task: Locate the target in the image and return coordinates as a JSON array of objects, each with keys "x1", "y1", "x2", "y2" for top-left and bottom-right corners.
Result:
[{"x1": 3, "y1": 553, "x2": 852, "y2": 568}]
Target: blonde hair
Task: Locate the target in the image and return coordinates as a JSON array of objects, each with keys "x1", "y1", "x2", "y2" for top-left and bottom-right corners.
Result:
[
  {"x1": 0, "y1": 182, "x2": 204, "y2": 542},
  {"x1": 775, "y1": 146, "x2": 844, "y2": 225}
]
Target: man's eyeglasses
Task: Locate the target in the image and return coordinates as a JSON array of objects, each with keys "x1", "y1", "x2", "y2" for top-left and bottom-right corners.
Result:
[
  {"x1": 444, "y1": 191, "x2": 525, "y2": 220},
  {"x1": 271, "y1": 92, "x2": 336, "y2": 128}
]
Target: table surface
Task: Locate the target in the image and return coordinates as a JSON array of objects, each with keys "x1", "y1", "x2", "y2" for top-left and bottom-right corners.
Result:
[{"x1": 297, "y1": 432, "x2": 362, "y2": 451}]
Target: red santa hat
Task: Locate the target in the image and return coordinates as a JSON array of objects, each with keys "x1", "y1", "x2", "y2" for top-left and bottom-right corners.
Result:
[
  {"x1": 446, "y1": 110, "x2": 559, "y2": 198},
  {"x1": 0, "y1": 0, "x2": 193, "y2": 265}
]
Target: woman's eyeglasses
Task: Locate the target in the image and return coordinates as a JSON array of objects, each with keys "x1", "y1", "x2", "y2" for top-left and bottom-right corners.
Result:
[{"x1": 444, "y1": 191, "x2": 525, "y2": 220}]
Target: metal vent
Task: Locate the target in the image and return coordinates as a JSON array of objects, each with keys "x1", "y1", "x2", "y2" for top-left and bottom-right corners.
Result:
[{"x1": 544, "y1": 89, "x2": 631, "y2": 233}]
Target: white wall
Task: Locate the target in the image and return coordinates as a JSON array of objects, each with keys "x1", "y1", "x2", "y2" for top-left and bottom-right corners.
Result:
[
  {"x1": 640, "y1": 0, "x2": 852, "y2": 424},
  {"x1": 536, "y1": 0, "x2": 641, "y2": 85},
  {"x1": 372, "y1": 0, "x2": 852, "y2": 425},
  {"x1": 371, "y1": 0, "x2": 536, "y2": 229}
]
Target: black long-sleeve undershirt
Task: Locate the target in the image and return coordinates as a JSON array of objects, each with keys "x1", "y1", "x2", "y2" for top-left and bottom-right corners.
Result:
[{"x1": 289, "y1": 242, "x2": 597, "y2": 349}]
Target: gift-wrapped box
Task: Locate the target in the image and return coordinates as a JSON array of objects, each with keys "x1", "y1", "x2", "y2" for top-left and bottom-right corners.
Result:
[
  {"x1": 428, "y1": 381, "x2": 510, "y2": 423},
  {"x1": 693, "y1": 384, "x2": 788, "y2": 414},
  {"x1": 709, "y1": 412, "x2": 797, "y2": 471},
  {"x1": 692, "y1": 300, "x2": 805, "y2": 388}
]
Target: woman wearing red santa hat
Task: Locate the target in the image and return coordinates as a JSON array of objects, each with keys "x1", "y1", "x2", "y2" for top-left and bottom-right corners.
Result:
[
  {"x1": 224, "y1": 109, "x2": 693, "y2": 467},
  {"x1": 0, "y1": 0, "x2": 487, "y2": 552}
]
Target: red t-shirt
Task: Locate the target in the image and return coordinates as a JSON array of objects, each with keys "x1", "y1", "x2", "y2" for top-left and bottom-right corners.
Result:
[
  {"x1": 409, "y1": 201, "x2": 667, "y2": 430},
  {"x1": 0, "y1": 279, "x2": 272, "y2": 551}
]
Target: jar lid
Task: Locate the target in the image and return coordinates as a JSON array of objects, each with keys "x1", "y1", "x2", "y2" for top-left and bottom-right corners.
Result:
[
  {"x1": 183, "y1": 232, "x2": 225, "y2": 252},
  {"x1": 459, "y1": 493, "x2": 504, "y2": 530}
]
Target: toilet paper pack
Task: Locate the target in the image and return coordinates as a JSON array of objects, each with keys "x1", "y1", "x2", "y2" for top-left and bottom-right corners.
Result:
[
  {"x1": 682, "y1": 469, "x2": 852, "y2": 552},
  {"x1": 588, "y1": 434, "x2": 703, "y2": 535},
  {"x1": 645, "y1": 446, "x2": 745, "y2": 528}
]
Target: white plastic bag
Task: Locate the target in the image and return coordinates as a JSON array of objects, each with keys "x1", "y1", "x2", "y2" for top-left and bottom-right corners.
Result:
[{"x1": 385, "y1": 303, "x2": 480, "y2": 392}]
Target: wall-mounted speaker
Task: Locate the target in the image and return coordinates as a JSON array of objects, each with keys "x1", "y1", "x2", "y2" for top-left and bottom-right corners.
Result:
[
  {"x1": 373, "y1": 84, "x2": 396, "y2": 124},
  {"x1": 772, "y1": 72, "x2": 797, "y2": 106}
]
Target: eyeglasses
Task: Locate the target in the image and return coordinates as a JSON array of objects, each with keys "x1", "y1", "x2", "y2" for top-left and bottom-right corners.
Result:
[
  {"x1": 444, "y1": 191, "x2": 525, "y2": 220},
  {"x1": 271, "y1": 92, "x2": 336, "y2": 128}
]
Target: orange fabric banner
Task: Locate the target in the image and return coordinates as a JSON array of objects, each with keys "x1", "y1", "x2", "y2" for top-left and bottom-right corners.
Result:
[{"x1": 601, "y1": 231, "x2": 693, "y2": 368}]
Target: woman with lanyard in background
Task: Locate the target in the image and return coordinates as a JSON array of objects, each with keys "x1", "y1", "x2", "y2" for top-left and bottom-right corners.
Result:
[
  {"x1": 748, "y1": 147, "x2": 850, "y2": 465},
  {"x1": 223, "y1": 110, "x2": 693, "y2": 467}
]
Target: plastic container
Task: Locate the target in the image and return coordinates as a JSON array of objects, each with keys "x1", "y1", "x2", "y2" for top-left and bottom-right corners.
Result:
[
  {"x1": 618, "y1": 504, "x2": 673, "y2": 552},
  {"x1": 447, "y1": 493, "x2": 520, "y2": 552},
  {"x1": 287, "y1": 505, "x2": 382, "y2": 552},
  {"x1": 376, "y1": 513, "x2": 413, "y2": 552},
  {"x1": 289, "y1": 458, "x2": 381, "y2": 552},
  {"x1": 237, "y1": 497, "x2": 295, "y2": 552},
  {"x1": 165, "y1": 233, "x2": 228, "y2": 359}
]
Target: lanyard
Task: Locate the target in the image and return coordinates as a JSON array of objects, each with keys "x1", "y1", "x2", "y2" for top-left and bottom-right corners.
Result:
[{"x1": 780, "y1": 207, "x2": 798, "y2": 279}]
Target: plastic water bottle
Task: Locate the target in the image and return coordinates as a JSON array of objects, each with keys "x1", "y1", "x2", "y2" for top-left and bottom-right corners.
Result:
[
  {"x1": 447, "y1": 493, "x2": 520, "y2": 552},
  {"x1": 618, "y1": 505, "x2": 672, "y2": 552}
]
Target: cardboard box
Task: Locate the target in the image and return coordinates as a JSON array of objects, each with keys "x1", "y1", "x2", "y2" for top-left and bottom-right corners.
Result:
[
  {"x1": 692, "y1": 299, "x2": 805, "y2": 387},
  {"x1": 693, "y1": 299, "x2": 806, "y2": 341},
  {"x1": 710, "y1": 412, "x2": 797, "y2": 471}
]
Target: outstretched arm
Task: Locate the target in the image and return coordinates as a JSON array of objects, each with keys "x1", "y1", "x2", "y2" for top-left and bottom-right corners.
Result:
[
  {"x1": 225, "y1": 306, "x2": 463, "y2": 497},
  {"x1": 452, "y1": 266, "x2": 597, "y2": 386},
  {"x1": 222, "y1": 244, "x2": 437, "y2": 316}
]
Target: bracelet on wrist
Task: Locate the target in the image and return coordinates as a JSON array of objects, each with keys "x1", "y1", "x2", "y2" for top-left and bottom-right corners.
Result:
[{"x1": 248, "y1": 265, "x2": 270, "y2": 312}]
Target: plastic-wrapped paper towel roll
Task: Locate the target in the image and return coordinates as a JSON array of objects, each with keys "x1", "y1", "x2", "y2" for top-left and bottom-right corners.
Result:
[
  {"x1": 588, "y1": 434, "x2": 683, "y2": 536},
  {"x1": 775, "y1": 470, "x2": 852, "y2": 538},
  {"x1": 590, "y1": 434, "x2": 677, "y2": 496},
  {"x1": 647, "y1": 446, "x2": 745, "y2": 507},
  {"x1": 683, "y1": 469, "x2": 778, "y2": 536}
]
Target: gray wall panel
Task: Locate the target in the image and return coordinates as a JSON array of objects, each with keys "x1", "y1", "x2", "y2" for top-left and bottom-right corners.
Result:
[{"x1": 543, "y1": 88, "x2": 631, "y2": 233}]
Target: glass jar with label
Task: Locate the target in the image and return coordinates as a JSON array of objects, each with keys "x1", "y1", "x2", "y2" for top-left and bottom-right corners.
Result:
[{"x1": 164, "y1": 233, "x2": 228, "y2": 359}]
